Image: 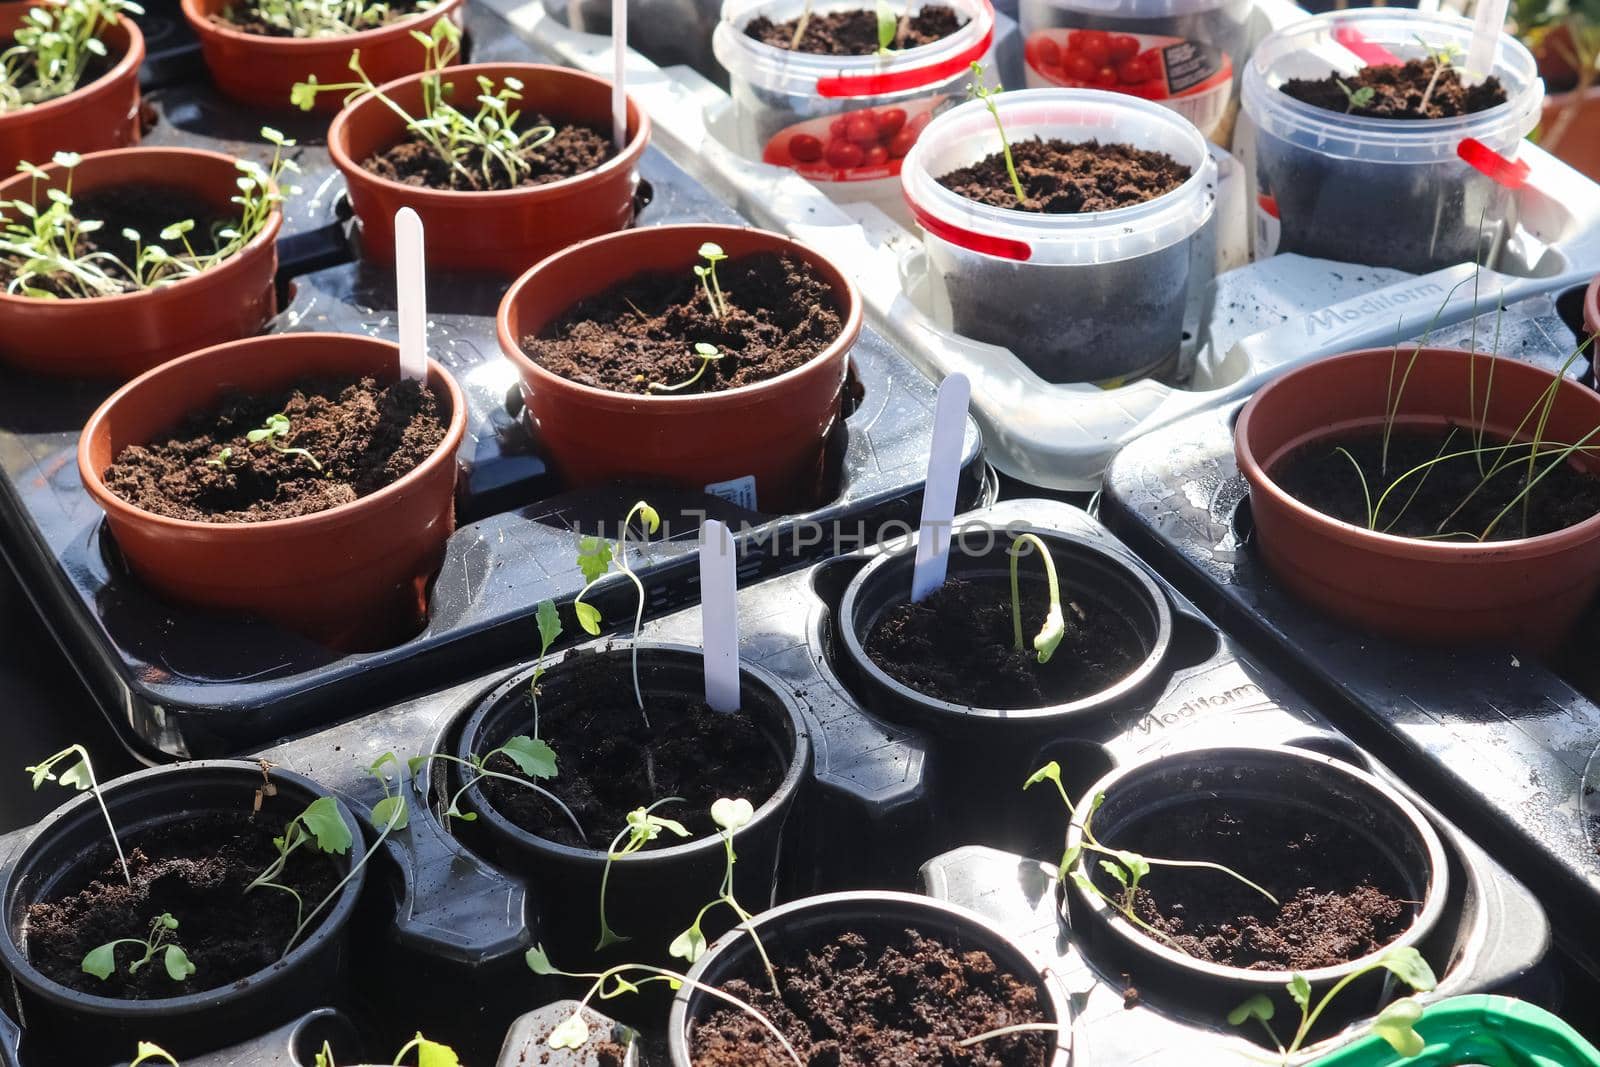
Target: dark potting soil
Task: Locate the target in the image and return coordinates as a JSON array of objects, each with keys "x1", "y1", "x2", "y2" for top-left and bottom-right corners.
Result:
[
  {"x1": 1280, "y1": 59, "x2": 1508, "y2": 119},
  {"x1": 692, "y1": 928, "x2": 1051, "y2": 1066},
  {"x1": 1273, "y1": 426, "x2": 1600, "y2": 542},
  {"x1": 521, "y1": 252, "x2": 844, "y2": 396},
  {"x1": 478, "y1": 653, "x2": 787, "y2": 846},
  {"x1": 215, "y1": 0, "x2": 429, "y2": 36},
  {"x1": 0, "y1": 184, "x2": 231, "y2": 299},
  {"x1": 863, "y1": 573, "x2": 1146, "y2": 708},
  {"x1": 101, "y1": 377, "x2": 448, "y2": 523},
  {"x1": 362, "y1": 118, "x2": 616, "y2": 193},
  {"x1": 1098, "y1": 800, "x2": 1415, "y2": 971},
  {"x1": 938, "y1": 139, "x2": 1192, "y2": 214},
  {"x1": 24, "y1": 811, "x2": 344, "y2": 998},
  {"x1": 743, "y1": 5, "x2": 965, "y2": 55}
]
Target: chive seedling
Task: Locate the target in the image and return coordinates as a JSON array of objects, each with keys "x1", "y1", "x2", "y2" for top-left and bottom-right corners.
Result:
[
  {"x1": 649, "y1": 343, "x2": 722, "y2": 394},
  {"x1": 1229, "y1": 946, "x2": 1437, "y2": 1063},
  {"x1": 1009, "y1": 534, "x2": 1064, "y2": 663},
  {"x1": 668, "y1": 798, "x2": 781, "y2": 997},
  {"x1": 595, "y1": 798, "x2": 689, "y2": 949},
  {"x1": 965, "y1": 62, "x2": 1026, "y2": 207},
  {"x1": 572, "y1": 500, "x2": 662, "y2": 721},
  {"x1": 82, "y1": 913, "x2": 196, "y2": 984},
  {"x1": 693, "y1": 243, "x2": 729, "y2": 320},
  {"x1": 129, "y1": 1042, "x2": 180, "y2": 1067},
  {"x1": 247, "y1": 412, "x2": 323, "y2": 471},
  {"x1": 25, "y1": 744, "x2": 130, "y2": 885}
]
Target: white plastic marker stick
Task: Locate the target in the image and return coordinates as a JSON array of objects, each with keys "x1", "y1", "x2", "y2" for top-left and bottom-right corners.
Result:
[
  {"x1": 699, "y1": 518, "x2": 740, "y2": 712},
  {"x1": 910, "y1": 372, "x2": 971, "y2": 603},
  {"x1": 1465, "y1": 0, "x2": 1510, "y2": 84},
  {"x1": 611, "y1": 0, "x2": 628, "y2": 150},
  {"x1": 394, "y1": 207, "x2": 428, "y2": 382}
]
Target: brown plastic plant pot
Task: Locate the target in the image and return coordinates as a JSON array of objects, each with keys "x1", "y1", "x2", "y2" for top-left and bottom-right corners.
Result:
[
  {"x1": 179, "y1": 0, "x2": 465, "y2": 111},
  {"x1": 497, "y1": 223, "x2": 862, "y2": 514},
  {"x1": 0, "y1": 146, "x2": 282, "y2": 379},
  {"x1": 77, "y1": 333, "x2": 467, "y2": 651},
  {"x1": 1235, "y1": 345, "x2": 1600, "y2": 648},
  {"x1": 327, "y1": 62, "x2": 649, "y2": 274},
  {"x1": 0, "y1": 3, "x2": 143, "y2": 175}
]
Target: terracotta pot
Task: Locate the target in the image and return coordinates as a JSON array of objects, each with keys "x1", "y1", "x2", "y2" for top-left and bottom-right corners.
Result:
[
  {"x1": 497, "y1": 224, "x2": 862, "y2": 514},
  {"x1": 179, "y1": 0, "x2": 465, "y2": 111},
  {"x1": 0, "y1": 147, "x2": 281, "y2": 379},
  {"x1": 0, "y1": 4, "x2": 143, "y2": 175},
  {"x1": 78, "y1": 333, "x2": 467, "y2": 650},
  {"x1": 1539, "y1": 81, "x2": 1600, "y2": 181},
  {"x1": 1235, "y1": 346, "x2": 1600, "y2": 648},
  {"x1": 327, "y1": 62, "x2": 648, "y2": 274}
]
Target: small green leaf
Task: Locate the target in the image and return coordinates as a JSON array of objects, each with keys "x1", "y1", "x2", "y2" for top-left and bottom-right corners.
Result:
[
  {"x1": 577, "y1": 535, "x2": 612, "y2": 583},
  {"x1": 711, "y1": 797, "x2": 754, "y2": 832},
  {"x1": 1287, "y1": 973, "x2": 1311, "y2": 1011},
  {"x1": 158, "y1": 913, "x2": 179, "y2": 930},
  {"x1": 415, "y1": 1035, "x2": 462, "y2": 1067},
  {"x1": 81, "y1": 943, "x2": 117, "y2": 980},
  {"x1": 163, "y1": 944, "x2": 195, "y2": 982},
  {"x1": 524, "y1": 944, "x2": 558, "y2": 975},
  {"x1": 1023, "y1": 761, "x2": 1061, "y2": 790},
  {"x1": 407, "y1": 754, "x2": 429, "y2": 776},
  {"x1": 574, "y1": 601, "x2": 603, "y2": 636},
  {"x1": 875, "y1": 0, "x2": 896, "y2": 50},
  {"x1": 535, "y1": 598, "x2": 562, "y2": 652},
  {"x1": 1372, "y1": 997, "x2": 1426, "y2": 1057},
  {"x1": 669, "y1": 922, "x2": 707, "y2": 964},
  {"x1": 1057, "y1": 843, "x2": 1081, "y2": 881},
  {"x1": 1117, "y1": 851, "x2": 1150, "y2": 886},
  {"x1": 1226, "y1": 993, "x2": 1275, "y2": 1027},
  {"x1": 1379, "y1": 946, "x2": 1438, "y2": 992},
  {"x1": 297, "y1": 796, "x2": 354, "y2": 855},
  {"x1": 1098, "y1": 860, "x2": 1129, "y2": 888},
  {"x1": 697, "y1": 242, "x2": 724, "y2": 260},
  {"x1": 56, "y1": 756, "x2": 92, "y2": 791},
  {"x1": 372, "y1": 794, "x2": 409, "y2": 832},
  {"x1": 635, "y1": 501, "x2": 660, "y2": 535},
  {"x1": 498, "y1": 736, "x2": 558, "y2": 779},
  {"x1": 1033, "y1": 605, "x2": 1065, "y2": 663},
  {"x1": 547, "y1": 1011, "x2": 589, "y2": 1050}
]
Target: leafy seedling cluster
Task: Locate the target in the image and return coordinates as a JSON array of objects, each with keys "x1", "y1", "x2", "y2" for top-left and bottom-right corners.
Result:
[
  {"x1": 0, "y1": 0, "x2": 140, "y2": 113},
  {"x1": 82, "y1": 912, "x2": 195, "y2": 985},
  {"x1": 243, "y1": 411, "x2": 324, "y2": 471},
  {"x1": 315, "y1": 1032, "x2": 461, "y2": 1066},
  {"x1": 693, "y1": 242, "x2": 730, "y2": 320},
  {"x1": 233, "y1": 0, "x2": 431, "y2": 37}
]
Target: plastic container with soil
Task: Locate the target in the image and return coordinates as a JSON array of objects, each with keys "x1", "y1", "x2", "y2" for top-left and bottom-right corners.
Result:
[
  {"x1": 0, "y1": 146, "x2": 282, "y2": 379},
  {"x1": 1062, "y1": 746, "x2": 1450, "y2": 1027},
  {"x1": 1018, "y1": 0, "x2": 1250, "y2": 139},
  {"x1": 1308, "y1": 994, "x2": 1600, "y2": 1066},
  {"x1": 667, "y1": 891, "x2": 1070, "y2": 1066},
  {"x1": 0, "y1": 761, "x2": 367, "y2": 1061},
  {"x1": 497, "y1": 223, "x2": 862, "y2": 514},
  {"x1": 1239, "y1": 8, "x2": 1543, "y2": 274},
  {"x1": 178, "y1": 0, "x2": 466, "y2": 110},
  {"x1": 77, "y1": 332, "x2": 466, "y2": 651},
  {"x1": 899, "y1": 87, "x2": 1215, "y2": 384},
  {"x1": 0, "y1": 2, "x2": 144, "y2": 174},
  {"x1": 327, "y1": 62, "x2": 648, "y2": 274},
  {"x1": 1234, "y1": 345, "x2": 1600, "y2": 648},
  {"x1": 712, "y1": 0, "x2": 997, "y2": 212},
  {"x1": 448, "y1": 644, "x2": 811, "y2": 971}
]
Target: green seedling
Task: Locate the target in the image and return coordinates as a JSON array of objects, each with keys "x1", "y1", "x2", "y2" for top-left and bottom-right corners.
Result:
[
  {"x1": 875, "y1": 0, "x2": 896, "y2": 53},
  {"x1": 693, "y1": 242, "x2": 730, "y2": 320},
  {"x1": 966, "y1": 61, "x2": 1026, "y2": 207},
  {"x1": 129, "y1": 1042, "x2": 180, "y2": 1067},
  {"x1": 1229, "y1": 945, "x2": 1437, "y2": 1063},
  {"x1": 82, "y1": 913, "x2": 195, "y2": 984},
  {"x1": 0, "y1": 0, "x2": 143, "y2": 113},
  {"x1": 526, "y1": 946, "x2": 803, "y2": 1067},
  {"x1": 595, "y1": 798, "x2": 689, "y2": 949},
  {"x1": 234, "y1": 0, "x2": 432, "y2": 38},
  {"x1": 1025, "y1": 761, "x2": 1278, "y2": 954},
  {"x1": 572, "y1": 500, "x2": 661, "y2": 721},
  {"x1": 0, "y1": 129, "x2": 297, "y2": 299},
  {"x1": 291, "y1": 19, "x2": 555, "y2": 191},
  {"x1": 26, "y1": 744, "x2": 130, "y2": 885},
  {"x1": 244, "y1": 793, "x2": 354, "y2": 935},
  {"x1": 204, "y1": 447, "x2": 233, "y2": 468},
  {"x1": 1009, "y1": 533, "x2": 1065, "y2": 664},
  {"x1": 530, "y1": 598, "x2": 561, "y2": 738},
  {"x1": 246, "y1": 412, "x2": 323, "y2": 471},
  {"x1": 1335, "y1": 79, "x2": 1375, "y2": 112},
  {"x1": 314, "y1": 1032, "x2": 460, "y2": 1066},
  {"x1": 668, "y1": 798, "x2": 781, "y2": 997},
  {"x1": 1413, "y1": 35, "x2": 1464, "y2": 113},
  {"x1": 649, "y1": 342, "x2": 722, "y2": 394},
  {"x1": 410, "y1": 736, "x2": 586, "y2": 842}
]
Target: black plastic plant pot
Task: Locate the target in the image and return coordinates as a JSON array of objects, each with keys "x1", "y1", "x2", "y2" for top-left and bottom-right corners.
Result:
[
  {"x1": 0, "y1": 762, "x2": 366, "y2": 1061},
  {"x1": 837, "y1": 526, "x2": 1173, "y2": 730},
  {"x1": 666, "y1": 890, "x2": 1071, "y2": 1066},
  {"x1": 1063, "y1": 746, "x2": 1450, "y2": 1019},
  {"x1": 452, "y1": 644, "x2": 812, "y2": 973}
]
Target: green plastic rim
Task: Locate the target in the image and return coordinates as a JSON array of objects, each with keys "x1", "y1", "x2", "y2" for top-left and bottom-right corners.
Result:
[{"x1": 1311, "y1": 996, "x2": 1600, "y2": 1066}]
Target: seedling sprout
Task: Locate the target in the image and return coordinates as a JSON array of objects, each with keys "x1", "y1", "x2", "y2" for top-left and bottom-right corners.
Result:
[
  {"x1": 0, "y1": 0, "x2": 143, "y2": 113},
  {"x1": 1336, "y1": 79, "x2": 1375, "y2": 112},
  {"x1": 129, "y1": 1043, "x2": 180, "y2": 1067},
  {"x1": 875, "y1": 0, "x2": 896, "y2": 54},
  {"x1": 82, "y1": 913, "x2": 195, "y2": 984},
  {"x1": 247, "y1": 412, "x2": 323, "y2": 471},
  {"x1": 530, "y1": 598, "x2": 562, "y2": 737},
  {"x1": 245, "y1": 794, "x2": 354, "y2": 934},
  {"x1": 693, "y1": 243, "x2": 730, "y2": 320},
  {"x1": 595, "y1": 798, "x2": 689, "y2": 949},
  {"x1": 1414, "y1": 35, "x2": 1464, "y2": 113},
  {"x1": 965, "y1": 62, "x2": 1026, "y2": 207},
  {"x1": 244, "y1": 0, "x2": 435, "y2": 38},
  {"x1": 204, "y1": 447, "x2": 234, "y2": 469},
  {"x1": 410, "y1": 736, "x2": 587, "y2": 842},
  {"x1": 649, "y1": 343, "x2": 722, "y2": 394},
  {"x1": 572, "y1": 500, "x2": 662, "y2": 721},
  {"x1": 25, "y1": 744, "x2": 130, "y2": 885},
  {"x1": 668, "y1": 797, "x2": 782, "y2": 997},
  {"x1": 1008, "y1": 533, "x2": 1064, "y2": 664},
  {"x1": 314, "y1": 1032, "x2": 461, "y2": 1066}
]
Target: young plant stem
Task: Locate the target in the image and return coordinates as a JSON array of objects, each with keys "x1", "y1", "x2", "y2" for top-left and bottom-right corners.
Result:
[
  {"x1": 956, "y1": 1022, "x2": 1066, "y2": 1048},
  {"x1": 596, "y1": 797, "x2": 687, "y2": 949},
  {"x1": 418, "y1": 751, "x2": 587, "y2": 843},
  {"x1": 789, "y1": 0, "x2": 812, "y2": 48},
  {"x1": 25, "y1": 745, "x2": 131, "y2": 886},
  {"x1": 965, "y1": 62, "x2": 1025, "y2": 206},
  {"x1": 282, "y1": 794, "x2": 404, "y2": 956},
  {"x1": 1008, "y1": 534, "x2": 1065, "y2": 663},
  {"x1": 670, "y1": 799, "x2": 781, "y2": 998}
]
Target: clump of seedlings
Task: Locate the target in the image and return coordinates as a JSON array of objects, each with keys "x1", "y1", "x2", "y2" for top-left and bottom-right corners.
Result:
[
  {"x1": 0, "y1": 0, "x2": 139, "y2": 113},
  {"x1": 0, "y1": 130, "x2": 298, "y2": 299},
  {"x1": 291, "y1": 18, "x2": 615, "y2": 192},
  {"x1": 221, "y1": 0, "x2": 433, "y2": 37},
  {"x1": 81, "y1": 913, "x2": 195, "y2": 985},
  {"x1": 1280, "y1": 37, "x2": 1507, "y2": 119},
  {"x1": 244, "y1": 411, "x2": 324, "y2": 471},
  {"x1": 743, "y1": 0, "x2": 964, "y2": 56}
]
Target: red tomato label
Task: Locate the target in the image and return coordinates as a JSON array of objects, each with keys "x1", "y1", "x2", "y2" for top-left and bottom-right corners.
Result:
[
  {"x1": 763, "y1": 97, "x2": 947, "y2": 182},
  {"x1": 1023, "y1": 30, "x2": 1233, "y2": 132}
]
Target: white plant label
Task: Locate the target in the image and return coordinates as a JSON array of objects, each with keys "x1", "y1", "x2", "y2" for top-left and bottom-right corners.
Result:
[
  {"x1": 395, "y1": 207, "x2": 428, "y2": 383},
  {"x1": 699, "y1": 518, "x2": 740, "y2": 712},
  {"x1": 911, "y1": 372, "x2": 970, "y2": 603},
  {"x1": 612, "y1": 0, "x2": 628, "y2": 150}
]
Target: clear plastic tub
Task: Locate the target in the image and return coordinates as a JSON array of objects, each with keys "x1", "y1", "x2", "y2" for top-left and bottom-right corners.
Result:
[
  {"x1": 1018, "y1": 0, "x2": 1251, "y2": 138},
  {"x1": 1239, "y1": 8, "x2": 1543, "y2": 273},
  {"x1": 900, "y1": 87, "x2": 1215, "y2": 383},
  {"x1": 712, "y1": 0, "x2": 998, "y2": 211}
]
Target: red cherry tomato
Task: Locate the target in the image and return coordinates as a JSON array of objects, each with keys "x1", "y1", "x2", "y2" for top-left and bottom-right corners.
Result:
[
  {"x1": 825, "y1": 139, "x2": 865, "y2": 169},
  {"x1": 1069, "y1": 29, "x2": 1111, "y2": 64},
  {"x1": 1032, "y1": 37, "x2": 1061, "y2": 68},
  {"x1": 829, "y1": 116, "x2": 848, "y2": 137},
  {"x1": 875, "y1": 107, "x2": 907, "y2": 137},
  {"x1": 887, "y1": 128, "x2": 918, "y2": 158},
  {"x1": 1116, "y1": 57, "x2": 1148, "y2": 84},
  {"x1": 788, "y1": 133, "x2": 824, "y2": 162},
  {"x1": 1062, "y1": 52, "x2": 1098, "y2": 82},
  {"x1": 863, "y1": 144, "x2": 889, "y2": 167},
  {"x1": 846, "y1": 116, "x2": 879, "y2": 145},
  {"x1": 1096, "y1": 64, "x2": 1119, "y2": 87},
  {"x1": 907, "y1": 111, "x2": 933, "y2": 133},
  {"x1": 1108, "y1": 33, "x2": 1139, "y2": 62}
]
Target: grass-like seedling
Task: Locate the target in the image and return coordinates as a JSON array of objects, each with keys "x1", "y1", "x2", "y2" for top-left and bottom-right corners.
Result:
[
  {"x1": 0, "y1": 129, "x2": 298, "y2": 299},
  {"x1": 668, "y1": 797, "x2": 782, "y2": 997},
  {"x1": 1009, "y1": 533, "x2": 1065, "y2": 664},
  {"x1": 693, "y1": 243, "x2": 730, "y2": 320},
  {"x1": 1336, "y1": 78, "x2": 1375, "y2": 112},
  {"x1": 966, "y1": 62, "x2": 1026, "y2": 207},
  {"x1": 1025, "y1": 761, "x2": 1278, "y2": 954},
  {"x1": 246, "y1": 412, "x2": 323, "y2": 471},
  {"x1": 234, "y1": 0, "x2": 430, "y2": 38},
  {"x1": 1229, "y1": 945, "x2": 1437, "y2": 1063},
  {"x1": 572, "y1": 500, "x2": 661, "y2": 721},
  {"x1": 595, "y1": 798, "x2": 689, "y2": 949},
  {"x1": 291, "y1": 19, "x2": 558, "y2": 192},
  {"x1": 82, "y1": 912, "x2": 196, "y2": 984},
  {"x1": 410, "y1": 736, "x2": 587, "y2": 842},
  {"x1": 129, "y1": 1043, "x2": 180, "y2": 1067},
  {"x1": 0, "y1": 0, "x2": 142, "y2": 113},
  {"x1": 314, "y1": 1032, "x2": 460, "y2": 1066},
  {"x1": 25, "y1": 744, "x2": 130, "y2": 886},
  {"x1": 649, "y1": 342, "x2": 722, "y2": 394},
  {"x1": 530, "y1": 598, "x2": 561, "y2": 738}
]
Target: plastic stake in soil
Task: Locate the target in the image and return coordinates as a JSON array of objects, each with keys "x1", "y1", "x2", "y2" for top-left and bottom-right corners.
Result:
[
  {"x1": 1465, "y1": 0, "x2": 1509, "y2": 84},
  {"x1": 700, "y1": 519, "x2": 741, "y2": 712},
  {"x1": 395, "y1": 208, "x2": 428, "y2": 383},
  {"x1": 612, "y1": 0, "x2": 628, "y2": 150},
  {"x1": 911, "y1": 372, "x2": 970, "y2": 603}
]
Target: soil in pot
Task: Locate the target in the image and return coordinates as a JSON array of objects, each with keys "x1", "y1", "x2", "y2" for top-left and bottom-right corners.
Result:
[
  {"x1": 100, "y1": 376, "x2": 448, "y2": 523},
  {"x1": 1280, "y1": 59, "x2": 1508, "y2": 120},
  {"x1": 743, "y1": 5, "x2": 965, "y2": 55},
  {"x1": 0, "y1": 185, "x2": 230, "y2": 298},
  {"x1": 862, "y1": 574, "x2": 1145, "y2": 708},
  {"x1": 478, "y1": 653, "x2": 787, "y2": 846},
  {"x1": 212, "y1": 0, "x2": 430, "y2": 36},
  {"x1": 519, "y1": 252, "x2": 844, "y2": 397},
  {"x1": 691, "y1": 927, "x2": 1052, "y2": 1066},
  {"x1": 937, "y1": 139, "x2": 1191, "y2": 213},
  {"x1": 23, "y1": 811, "x2": 343, "y2": 998},
  {"x1": 1096, "y1": 798, "x2": 1414, "y2": 971},
  {"x1": 361, "y1": 117, "x2": 616, "y2": 193},
  {"x1": 1272, "y1": 427, "x2": 1600, "y2": 541}
]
